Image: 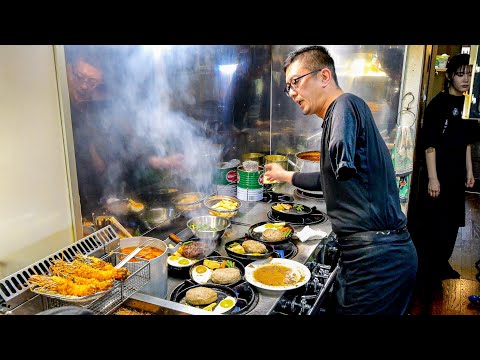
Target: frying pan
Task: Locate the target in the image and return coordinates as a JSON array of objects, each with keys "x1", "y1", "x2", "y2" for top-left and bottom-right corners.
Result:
[
  {"x1": 171, "y1": 283, "x2": 238, "y2": 314},
  {"x1": 139, "y1": 206, "x2": 181, "y2": 231},
  {"x1": 134, "y1": 186, "x2": 180, "y2": 204},
  {"x1": 247, "y1": 221, "x2": 294, "y2": 244},
  {"x1": 224, "y1": 238, "x2": 275, "y2": 261},
  {"x1": 189, "y1": 255, "x2": 245, "y2": 286}
]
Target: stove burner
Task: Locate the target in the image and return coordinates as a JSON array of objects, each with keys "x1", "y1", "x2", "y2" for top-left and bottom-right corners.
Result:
[
  {"x1": 267, "y1": 207, "x2": 328, "y2": 226},
  {"x1": 294, "y1": 188, "x2": 324, "y2": 200},
  {"x1": 273, "y1": 261, "x2": 335, "y2": 315},
  {"x1": 169, "y1": 279, "x2": 259, "y2": 315},
  {"x1": 261, "y1": 190, "x2": 294, "y2": 203},
  {"x1": 272, "y1": 241, "x2": 298, "y2": 260}
]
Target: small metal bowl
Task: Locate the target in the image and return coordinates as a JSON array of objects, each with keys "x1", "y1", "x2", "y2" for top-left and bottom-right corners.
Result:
[
  {"x1": 172, "y1": 192, "x2": 207, "y2": 212},
  {"x1": 203, "y1": 195, "x2": 241, "y2": 219},
  {"x1": 139, "y1": 207, "x2": 181, "y2": 230},
  {"x1": 187, "y1": 215, "x2": 231, "y2": 242}
]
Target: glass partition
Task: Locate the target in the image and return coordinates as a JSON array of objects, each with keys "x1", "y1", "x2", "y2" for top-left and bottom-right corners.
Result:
[
  {"x1": 63, "y1": 45, "x2": 272, "y2": 218},
  {"x1": 62, "y1": 45, "x2": 406, "y2": 220},
  {"x1": 271, "y1": 45, "x2": 406, "y2": 160}
]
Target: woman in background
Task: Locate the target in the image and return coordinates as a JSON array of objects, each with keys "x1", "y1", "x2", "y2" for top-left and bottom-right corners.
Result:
[{"x1": 416, "y1": 53, "x2": 475, "y2": 283}]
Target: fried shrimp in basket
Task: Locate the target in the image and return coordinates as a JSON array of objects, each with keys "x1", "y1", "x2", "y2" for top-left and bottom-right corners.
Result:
[
  {"x1": 28, "y1": 275, "x2": 103, "y2": 298},
  {"x1": 50, "y1": 260, "x2": 130, "y2": 281},
  {"x1": 54, "y1": 274, "x2": 114, "y2": 291},
  {"x1": 28, "y1": 254, "x2": 132, "y2": 299},
  {"x1": 73, "y1": 254, "x2": 117, "y2": 271}
]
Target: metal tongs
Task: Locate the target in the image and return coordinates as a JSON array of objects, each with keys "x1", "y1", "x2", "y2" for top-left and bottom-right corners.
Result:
[
  {"x1": 115, "y1": 237, "x2": 157, "y2": 269},
  {"x1": 94, "y1": 215, "x2": 133, "y2": 238}
]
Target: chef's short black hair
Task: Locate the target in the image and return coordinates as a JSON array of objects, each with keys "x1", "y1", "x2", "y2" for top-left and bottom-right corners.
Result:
[
  {"x1": 65, "y1": 45, "x2": 105, "y2": 70},
  {"x1": 283, "y1": 45, "x2": 339, "y2": 86}
]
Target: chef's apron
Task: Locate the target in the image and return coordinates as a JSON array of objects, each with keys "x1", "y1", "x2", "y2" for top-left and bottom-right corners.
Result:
[{"x1": 333, "y1": 229, "x2": 418, "y2": 315}]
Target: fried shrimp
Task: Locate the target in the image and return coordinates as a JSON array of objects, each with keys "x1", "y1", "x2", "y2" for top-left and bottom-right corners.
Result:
[
  {"x1": 62, "y1": 275, "x2": 114, "y2": 291},
  {"x1": 51, "y1": 261, "x2": 129, "y2": 281},
  {"x1": 73, "y1": 254, "x2": 117, "y2": 271},
  {"x1": 28, "y1": 275, "x2": 100, "y2": 297},
  {"x1": 29, "y1": 255, "x2": 131, "y2": 299}
]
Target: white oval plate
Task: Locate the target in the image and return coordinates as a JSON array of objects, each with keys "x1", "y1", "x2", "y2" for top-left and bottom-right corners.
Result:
[{"x1": 244, "y1": 258, "x2": 311, "y2": 291}]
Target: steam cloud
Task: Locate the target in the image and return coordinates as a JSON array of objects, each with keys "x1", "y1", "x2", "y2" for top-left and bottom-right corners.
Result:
[{"x1": 69, "y1": 45, "x2": 226, "y2": 203}]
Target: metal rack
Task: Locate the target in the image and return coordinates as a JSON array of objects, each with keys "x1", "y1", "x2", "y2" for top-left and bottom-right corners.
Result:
[
  {"x1": 42, "y1": 252, "x2": 150, "y2": 315},
  {"x1": 0, "y1": 225, "x2": 150, "y2": 315}
]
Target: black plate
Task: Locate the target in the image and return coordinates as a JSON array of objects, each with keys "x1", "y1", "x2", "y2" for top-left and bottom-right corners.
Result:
[
  {"x1": 189, "y1": 255, "x2": 245, "y2": 286},
  {"x1": 270, "y1": 202, "x2": 313, "y2": 220},
  {"x1": 226, "y1": 240, "x2": 298, "y2": 265},
  {"x1": 247, "y1": 221, "x2": 294, "y2": 244},
  {"x1": 170, "y1": 279, "x2": 259, "y2": 315},
  {"x1": 267, "y1": 206, "x2": 328, "y2": 226},
  {"x1": 171, "y1": 283, "x2": 238, "y2": 314},
  {"x1": 167, "y1": 238, "x2": 219, "y2": 277},
  {"x1": 224, "y1": 238, "x2": 275, "y2": 261}
]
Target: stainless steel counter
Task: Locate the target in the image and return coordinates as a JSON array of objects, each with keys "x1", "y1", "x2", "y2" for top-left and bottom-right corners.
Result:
[{"x1": 135, "y1": 183, "x2": 332, "y2": 315}]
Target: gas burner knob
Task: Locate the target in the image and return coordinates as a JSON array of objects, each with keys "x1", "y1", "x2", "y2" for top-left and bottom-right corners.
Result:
[
  {"x1": 306, "y1": 277, "x2": 324, "y2": 293},
  {"x1": 298, "y1": 298, "x2": 312, "y2": 315},
  {"x1": 312, "y1": 278, "x2": 324, "y2": 292},
  {"x1": 275, "y1": 296, "x2": 311, "y2": 315},
  {"x1": 305, "y1": 281, "x2": 315, "y2": 293}
]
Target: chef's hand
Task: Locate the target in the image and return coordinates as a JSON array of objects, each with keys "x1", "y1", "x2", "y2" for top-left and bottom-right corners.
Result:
[
  {"x1": 148, "y1": 154, "x2": 185, "y2": 170},
  {"x1": 428, "y1": 178, "x2": 440, "y2": 198},
  {"x1": 89, "y1": 143, "x2": 106, "y2": 174},
  {"x1": 264, "y1": 163, "x2": 294, "y2": 184},
  {"x1": 466, "y1": 172, "x2": 475, "y2": 188}
]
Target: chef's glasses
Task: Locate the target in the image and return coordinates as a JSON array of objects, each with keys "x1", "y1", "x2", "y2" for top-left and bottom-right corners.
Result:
[
  {"x1": 284, "y1": 68, "x2": 324, "y2": 97},
  {"x1": 72, "y1": 68, "x2": 103, "y2": 89}
]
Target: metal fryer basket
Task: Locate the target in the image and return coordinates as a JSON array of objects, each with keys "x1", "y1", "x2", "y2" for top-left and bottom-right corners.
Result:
[{"x1": 41, "y1": 252, "x2": 150, "y2": 315}]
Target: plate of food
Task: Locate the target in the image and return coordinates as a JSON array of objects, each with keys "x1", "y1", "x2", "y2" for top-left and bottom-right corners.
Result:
[
  {"x1": 166, "y1": 239, "x2": 217, "y2": 274},
  {"x1": 189, "y1": 256, "x2": 245, "y2": 286},
  {"x1": 172, "y1": 283, "x2": 238, "y2": 314},
  {"x1": 224, "y1": 238, "x2": 275, "y2": 261},
  {"x1": 270, "y1": 202, "x2": 313, "y2": 221},
  {"x1": 247, "y1": 221, "x2": 294, "y2": 244},
  {"x1": 244, "y1": 258, "x2": 311, "y2": 291}
]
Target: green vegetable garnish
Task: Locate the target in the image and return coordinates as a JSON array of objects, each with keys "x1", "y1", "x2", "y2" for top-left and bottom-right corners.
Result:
[{"x1": 294, "y1": 204, "x2": 304, "y2": 211}]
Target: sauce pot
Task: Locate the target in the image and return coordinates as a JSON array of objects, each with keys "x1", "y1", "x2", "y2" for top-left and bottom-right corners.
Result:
[
  {"x1": 293, "y1": 150, "x2": 322, "y2": 194},
  {"x1": 118, "y1": 236, "x2": 180, "y2": 299},
  {"x1": 294, "y1": 150, "x2": 320, "y2": 173}
]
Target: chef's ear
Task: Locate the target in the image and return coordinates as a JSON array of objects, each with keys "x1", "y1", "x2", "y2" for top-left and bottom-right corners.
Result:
[{"x1": 320, "y1": 68, "x2": 332, "y2": 85}]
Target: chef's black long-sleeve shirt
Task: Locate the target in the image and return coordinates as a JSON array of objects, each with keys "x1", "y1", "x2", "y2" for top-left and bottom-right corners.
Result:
[{"x1": 292, "y1": 93, "x2": 406, "y2": 237}]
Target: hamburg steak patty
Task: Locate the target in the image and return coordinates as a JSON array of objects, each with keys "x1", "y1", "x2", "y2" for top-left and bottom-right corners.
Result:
[
  {"x1": 181, "y1": 241, "x2": 211, "y2": 259},
  {"x1": 262, "y1": 228, "x2": 285, "y2": 242},
  {"x1": 210, "y1": 267, "x2": 241, "y2": 285},
  {"x1": 242, "y1": 240, "x2": 267, "y2": 254},
  {"x1": 185, "y1": 286, "x2": 218, "y2": 305}
]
